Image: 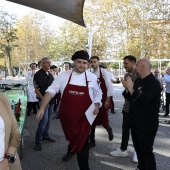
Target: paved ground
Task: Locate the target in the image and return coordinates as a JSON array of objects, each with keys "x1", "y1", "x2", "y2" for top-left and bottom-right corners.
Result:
[{"x1": 16, "y1": 83, "x2": 170, "y2": 170}]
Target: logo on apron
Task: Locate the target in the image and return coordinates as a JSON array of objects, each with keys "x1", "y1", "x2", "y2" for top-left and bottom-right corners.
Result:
[{"x1": 69, "y1": 90, "x2": 84, "y2": 96}]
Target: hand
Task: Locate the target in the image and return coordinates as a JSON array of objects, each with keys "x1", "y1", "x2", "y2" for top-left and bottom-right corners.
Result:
[
  {"x1": 126, "y1": 76, "x2": 134, "y2": 94},
  {"x1": 104, "y1": 101, "x2": 109, "y2": 109},
  {"x1": 0, "y1": 159, "x2": 10, "y2": 170},
  {"x1": 93, "y1": 106, "x2": 99, "y2": 115},
  {"x1": 49, "y1": 70, "x2": 54, "y2": 76},
  {"x1": 121, "y1": 77, "x2": 127, "y2": 89},
  {"x1": 36, "y1": 109, "x2": 45, "y2": 121}
]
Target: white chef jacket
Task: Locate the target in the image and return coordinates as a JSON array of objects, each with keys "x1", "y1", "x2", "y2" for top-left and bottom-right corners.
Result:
[
  {"x1": 92, "y1": 68, "x2": 114, "y2": 97},
  {"x1": 54, "y1": 74, "x2": 58, "y2": 79},
  {"x1": 46, "y1": 70, "x2": 102, "y2": 106},
  {"x1": 0, "y1": 115, "x2": 5, "y2": 162},
  {"x1": 109, "y1": 72, "x2": 114, "y2": 81},
  {"x1": 26, "y1": 70, "x2": 39, "y2": 102}
]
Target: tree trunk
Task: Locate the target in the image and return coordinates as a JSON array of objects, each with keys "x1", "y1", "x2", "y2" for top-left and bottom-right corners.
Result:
[{"x1": 6, "y1": 41, "x2": 13, "y2": 76}]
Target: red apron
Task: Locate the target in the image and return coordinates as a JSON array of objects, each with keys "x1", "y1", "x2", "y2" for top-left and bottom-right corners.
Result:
[
  {"x1": 93, "y1": 68, "x2": 109, "y2": 128},
  {"x1": 59, "y1": 71, "x2": 92, "y2": 152}
]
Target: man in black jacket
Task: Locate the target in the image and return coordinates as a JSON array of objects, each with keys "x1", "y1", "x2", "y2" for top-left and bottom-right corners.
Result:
[{"x1": 123, "y1": 58, "x2": 161, "y2": 170}]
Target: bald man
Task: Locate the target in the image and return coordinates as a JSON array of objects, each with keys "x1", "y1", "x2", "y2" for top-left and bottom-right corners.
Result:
[{"x1": 124, "y1": 58, "x2": 161, "y2": 170}]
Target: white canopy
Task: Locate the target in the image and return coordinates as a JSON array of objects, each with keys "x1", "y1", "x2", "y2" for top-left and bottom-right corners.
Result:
[{"x1": 6, "y1": 0, "x2": 86, "y2": 27}]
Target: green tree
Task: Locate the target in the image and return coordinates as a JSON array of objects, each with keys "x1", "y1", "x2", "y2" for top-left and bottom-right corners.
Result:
[
  {"x1": 0, "y1": 9, "x2": 18, "y2": 76},
  {"x1": 84, "y1": 0, "x2": 170, "y2": 59},
  {"x1": 56, "y1": 22, "x2": 89, "y2": 60},
  {"x1": 13, "y1": 12, "x2": 56, "y2": 64}
]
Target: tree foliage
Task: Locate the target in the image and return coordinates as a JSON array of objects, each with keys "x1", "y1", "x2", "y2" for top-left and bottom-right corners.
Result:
[
  {"x1": 0, "y1": 8, "x2": 18, "y2": 76},
  {"x1": 84, "y1": 0, "x2": 170, "y2": 59},
  {"x1": 12, "y1": 12, "x2": 56, "y2": 64},
  {"x1": 0, "y1": 0, "x2": 170, "y2": 73}
]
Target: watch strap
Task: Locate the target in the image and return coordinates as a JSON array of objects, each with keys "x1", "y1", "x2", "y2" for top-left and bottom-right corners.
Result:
[{"x1": 4, "y1": 153, "x2": 16, "y2": 163}]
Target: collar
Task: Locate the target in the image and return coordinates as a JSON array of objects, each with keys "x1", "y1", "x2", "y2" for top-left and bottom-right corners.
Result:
[
  {"x1": 73, "y1": 70, "x2": 85, "y2": 75},
  {"x1": 93, "y1": 67, "x2": 100, "y2": 73}
]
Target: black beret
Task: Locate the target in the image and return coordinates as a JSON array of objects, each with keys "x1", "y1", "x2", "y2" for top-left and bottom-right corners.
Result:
[
  {"x1": 63, "y1": 62, "x2": 71, "y2": 66},
  {"x1": 30, "y1": 63, "x2": 37, "y2": 67},
  {"x1": 50, "y1": 65, "x2": 57, "y2": 69},
  {"x1": 71, "y1": 50, "x2": 89, "y2": 61}
]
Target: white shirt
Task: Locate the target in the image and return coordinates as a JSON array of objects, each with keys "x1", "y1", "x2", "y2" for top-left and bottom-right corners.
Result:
[
  {"x1": 87, "y1": 68, "x2": 94, "y2": 72},
  {"x1": 109, "y1": 72, "x2": 114, "y2": 81},
  {"x1": 26, "y1": 70, "x2": 39, "y2": 102},
  {"x1": 164, "y1": 74, "x2": 170, "y2": 93},
  {"x1": 26, "y1": 70, "x2": 38, "y2": 85},
  {"x1": 92, "y1": 68, "x2": 114, "y2": 97},
  {"x1": 54, "y1": 74, "x2": 58, "y2": 79},
  {"x1": 0, "y1": 115, "x2": 5, "y2": 162},
  {"x1": 46, "y1": 70, "x2": 102, "y2": 106}
]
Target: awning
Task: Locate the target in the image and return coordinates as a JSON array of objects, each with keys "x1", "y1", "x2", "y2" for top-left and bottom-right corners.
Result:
[{"x1": 6, "y1": 0, "x2": 86, "y2": 27}]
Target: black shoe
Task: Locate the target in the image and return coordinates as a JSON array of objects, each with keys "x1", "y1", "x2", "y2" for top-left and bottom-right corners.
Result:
[
  {"x1": 34, "y1": 143, "x2": 42, "y2": 151},
  {"x1": 164, "y1": 113, "x2": 169, "y2": 117},
  {"x1": 106, "y1": 126, "x2": 114, "y2": 141},
  {"x1": 42, "y1": 137, "x2": 56, "y2": 143},
  {"x1": 62, "y1": 152, "x2": 76, "y2": 161},
  {"x1": 111, "y1": 109, "x2": 116, "y2": 114},
  {"x1": 89, "y1": 142, "x2": 96, "y2": 148}
]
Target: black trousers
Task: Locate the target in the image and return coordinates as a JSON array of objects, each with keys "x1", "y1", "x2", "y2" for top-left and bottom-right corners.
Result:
[
  {"x1": 89, "y1": 125, "x2": 96, "y2": 143},
  {"x1": 120, "y1": 111, "x2": 131, "y2": 150},
  {"x1": 68, "y1": 140, "x2": 90, "y2": 170},
  {"x1": 131, "y1": 128, "x2": 157, "y2": 170},
  {"x1": 110, "y1": 96, "x2": 115, "y2": 110},
  {"x1": 89, "y1": 123, "x2": 112, "y2": 143},
  {"x1": 165, "y1": 92, "x2": 170, "y2": 114},
  {"x1": 27, "y1": 102, "x2": 39, "y2": 114}
]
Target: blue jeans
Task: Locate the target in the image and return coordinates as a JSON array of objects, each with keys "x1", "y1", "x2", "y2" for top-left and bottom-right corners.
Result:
[{"x1": 35, "y1": 102, "x2": 54, "y2": 144}]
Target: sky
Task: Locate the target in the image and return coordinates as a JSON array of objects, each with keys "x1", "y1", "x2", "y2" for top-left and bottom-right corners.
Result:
[{"x1": 0, "y1": 0, "x2": 65, "y2": 26}]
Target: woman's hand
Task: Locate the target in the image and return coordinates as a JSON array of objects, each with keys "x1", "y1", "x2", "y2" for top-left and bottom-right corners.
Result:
[{"x1": 0, "y1": 159, "x2": 10, "y2": 170}]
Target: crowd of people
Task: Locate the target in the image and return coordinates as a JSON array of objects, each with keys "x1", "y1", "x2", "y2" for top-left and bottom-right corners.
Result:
[{"x1": 1, "y1": 50, "x2": 170, "y2": 170}]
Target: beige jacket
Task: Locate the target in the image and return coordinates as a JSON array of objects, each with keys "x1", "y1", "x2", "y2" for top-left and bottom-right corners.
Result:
[{"x1": 0, "y1": 94, "x2": 22, "y2": 170}]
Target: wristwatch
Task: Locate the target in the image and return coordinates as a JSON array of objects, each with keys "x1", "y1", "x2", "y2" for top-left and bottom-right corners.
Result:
[{"x1": 4, "y1": 153, "x2": 16, "y2": 163}]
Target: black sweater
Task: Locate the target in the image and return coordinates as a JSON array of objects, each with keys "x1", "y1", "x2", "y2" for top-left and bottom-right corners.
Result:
[{"x1": 123, "y1": 73, "x2": 161, "y2": 132}]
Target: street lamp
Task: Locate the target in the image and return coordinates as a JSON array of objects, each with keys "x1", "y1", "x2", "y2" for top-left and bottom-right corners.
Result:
[{"x1": 87, "y1": 31, "x2": 93, "y2": 57}]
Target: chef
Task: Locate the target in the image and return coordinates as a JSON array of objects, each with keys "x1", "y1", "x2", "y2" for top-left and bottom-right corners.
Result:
[
  {"x1": 89, "y1": 56, "x2": 114, "y2": 148},
  {"x1": 36, "y1": 50, "x2": 102, "y2": 170},
  {"x1": 26, "y1": 63, "x2": 39, "y2": 116}
]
